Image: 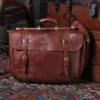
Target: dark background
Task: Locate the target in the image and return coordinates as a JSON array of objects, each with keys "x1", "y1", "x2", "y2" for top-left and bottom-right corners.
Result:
[{"x1": 0, "y1": 0, "x2": 41, "y2": 43}]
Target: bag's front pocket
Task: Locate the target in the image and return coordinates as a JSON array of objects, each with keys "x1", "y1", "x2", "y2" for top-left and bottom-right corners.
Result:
[
  {"x1": 27, "y1": 51, "x2": 69, "y2": 83},
  {"x1": 11, "y1": 49, "x2": 27, "y2": 81}
]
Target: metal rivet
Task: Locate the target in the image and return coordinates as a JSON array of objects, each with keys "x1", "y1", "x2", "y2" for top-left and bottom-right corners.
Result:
[
  {"x1": 22, "y1": 39, "x2": 27, "y2": 43},
  {"x1": 42, "y1": 41, "x2": 49, "y2": 45},
  {"x1": 64, "y1": 57, "x2": 68, "y2": 61},
  {"x1": 22, "y1": 55, "x2": 27, "y2": 60},
  {"x1": 28, "y1": 39, "x2": 33, "y2": 43},
  {"x1": 37, "y1": 26, "x2": 41, "y2": 31},
  {"x1": 54, "y1": 26, "x2": 59, "y2": 31}
]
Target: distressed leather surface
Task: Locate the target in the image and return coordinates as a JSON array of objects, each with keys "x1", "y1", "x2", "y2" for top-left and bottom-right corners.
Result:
[{"x1": 9, "y1": 22, "x2": 89, "y2": 83}]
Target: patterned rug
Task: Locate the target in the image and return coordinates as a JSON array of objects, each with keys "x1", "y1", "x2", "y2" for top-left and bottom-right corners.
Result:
[
  {"x1": 0, "y1": 77, "x2": 100, "y2": 100},
  {"x1": 0, "y1": 43, "x2": 10, "y2": 79},
  {"x1": 0, "y1": 54, "x2": 11, "y2": 79}
]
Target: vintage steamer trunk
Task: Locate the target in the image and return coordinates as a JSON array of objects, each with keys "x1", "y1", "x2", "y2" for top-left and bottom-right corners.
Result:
[
  {"x1": 88, "y1": 31, "x2": 100, "y2": 82},
  {"x1": 40, "y1": 0, "x2": 76, "y2": 27},
  {"x1": 40, "y1": 0, "x2": 100, "y2": 82},
  {"x1": 40, "y1": 0, "x2": 100, "y2": 30}
]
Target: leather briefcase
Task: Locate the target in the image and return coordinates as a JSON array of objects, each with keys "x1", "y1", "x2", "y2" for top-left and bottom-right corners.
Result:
[{"x1": 8, "y1": 18, "x2": 90, "y2": 83}]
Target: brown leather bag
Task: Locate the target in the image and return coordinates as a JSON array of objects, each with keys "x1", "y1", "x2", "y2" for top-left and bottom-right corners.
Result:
[{"x1": 8, "y1": 18, "x2": 90, "y2": 83}]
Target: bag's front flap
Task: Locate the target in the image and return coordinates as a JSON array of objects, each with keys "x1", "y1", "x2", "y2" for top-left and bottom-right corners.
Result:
[
  {"x1": 28, "y1": 30, "x2": 63, "y2": 51},
  {"x1": 9, "y1": 29, "x2": 63, "y2": 51},
  {"x1": 9, "y1": 29, "x2": 83, "y2": 52},
  {"x1": 9, "y1": 30, "x2": 25, "y2": 50}
]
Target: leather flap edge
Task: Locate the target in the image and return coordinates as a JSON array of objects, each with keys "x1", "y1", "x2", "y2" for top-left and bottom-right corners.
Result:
[{"x1": 8, "y1": 30, "x2": 83, "y2": 52}]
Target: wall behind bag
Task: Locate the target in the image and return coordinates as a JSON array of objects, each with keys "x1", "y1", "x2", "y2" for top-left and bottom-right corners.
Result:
[
  {"x1": 0, "y1": 0, "x2": 40, "y2": 43},
  {"x1": 33, "y1": 0, "x2": 40, "y2": 27}
]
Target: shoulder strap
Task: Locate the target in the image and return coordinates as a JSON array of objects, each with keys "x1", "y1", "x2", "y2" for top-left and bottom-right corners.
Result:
[
  {"x1": 63, "y1": 0, "x2": 73, "y2": 26},
  {"x1": 71, "y1": 21, "x2": 90, "y2": 43}
]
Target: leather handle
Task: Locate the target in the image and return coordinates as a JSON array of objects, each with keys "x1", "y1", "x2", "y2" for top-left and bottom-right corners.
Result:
[
  {"x1": 71, "y1": 21, "x2": 90, "y2": 43},
  {"x1": 66, "y1": 0, "x2": 72, "y2": 7},
  {"x1": 37, "y1": 18, "x2": 58, "y2": 30},
  {"x1": 39, "y1": 18, "x2": 57, "y2": 25}
]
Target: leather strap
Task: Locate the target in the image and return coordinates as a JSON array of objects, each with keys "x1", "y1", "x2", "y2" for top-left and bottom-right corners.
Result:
[
  {"x1": 63, "y1": 0, "x2": 72, "y2": 26},
  {"x1": 71, "y1": 21, "x2": 90, "y2": 43},
  {"x1": 63, "y1": 30, "x2": 70, "y2": 76},
  {"x1": 39, "y1": 18, "x2": 57, "y2": 25},
  {"x1": 66, "y1": 0, "x2": 72, "y2": 9},
  {"x1": 22, "y1": 30, "x2": 29, "y2": 74}
]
